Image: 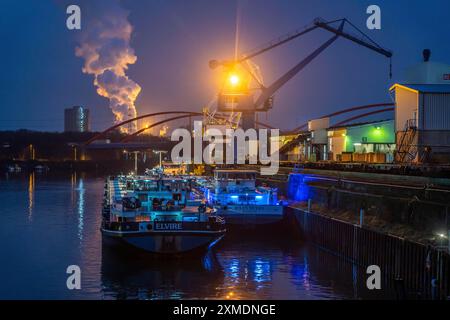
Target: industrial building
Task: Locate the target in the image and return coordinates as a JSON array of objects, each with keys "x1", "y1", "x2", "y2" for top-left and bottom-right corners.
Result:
[
  {"x1": 327, "y1": 119, "x2": 395, "y2": 163},
  {"x1": 390, "y1": 50, "x2": 450, "y2": 163},
  {"x1": 281, "y1": 50, "x2": 450, "y2": 165},
  {"x1": 306, "y1": 117, "x2": 330, "y2": 161},
  {"x1": 278, "y1": 119, "x2": 396, "y2": 164},
  {"x1": 278, "y1": 133, "x2": 308, "y2": 162},
  {"x1": 64, "y1": 106, "x2": 90, "y2": 133}
]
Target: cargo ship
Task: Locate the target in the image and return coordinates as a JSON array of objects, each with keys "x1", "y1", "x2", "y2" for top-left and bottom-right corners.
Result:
[
  {"x1": 101, "y1": 175, "x2": 226, "y2": 254},
  {"x1": 197, "y1": 169, "x2": 285, "y2": 229}
]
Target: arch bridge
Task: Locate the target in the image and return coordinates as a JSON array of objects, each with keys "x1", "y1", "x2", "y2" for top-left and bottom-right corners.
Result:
[{"x1": 83, "y1": 102, "x2": 394, "y2": 152}]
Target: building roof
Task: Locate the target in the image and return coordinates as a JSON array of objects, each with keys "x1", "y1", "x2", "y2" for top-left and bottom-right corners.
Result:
[
  {"x1": 327, "y1": 119, "x2": 393, "y2": 130},
  {"x1": 389, "y1": 83, "x2": 450, "y2": 93}
]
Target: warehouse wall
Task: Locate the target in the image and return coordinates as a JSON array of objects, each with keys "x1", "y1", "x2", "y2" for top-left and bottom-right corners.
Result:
[
  {"x1": 395, "y1": 87, "x2": 418, "y2": 131},
  {"x1": 422, "y1": 93, "x2": 450, "y2": 130}
]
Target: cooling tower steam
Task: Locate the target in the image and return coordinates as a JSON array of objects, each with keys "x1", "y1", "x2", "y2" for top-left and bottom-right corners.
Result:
[{"x1": 75, "y1": 0, "x2": 140, "y2": 132}]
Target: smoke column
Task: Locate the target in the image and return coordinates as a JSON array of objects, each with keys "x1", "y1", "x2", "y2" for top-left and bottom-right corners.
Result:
[{"x1": 75, "y1": 0, "x2": 140, "y2": 132}]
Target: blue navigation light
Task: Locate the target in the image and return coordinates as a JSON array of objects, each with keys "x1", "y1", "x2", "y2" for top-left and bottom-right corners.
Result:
[
  {"x1": 287, "y1": 173, "x2": 313, "y2": 201},
  {"x1": 255, "y1": 195, "x2": 263, "y2": 200},
  {"x1": 230, "y1": 195, "x2": 239, "y2": 199}
]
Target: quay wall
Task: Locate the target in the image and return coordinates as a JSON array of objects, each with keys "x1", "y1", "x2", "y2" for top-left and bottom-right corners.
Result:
[
  {"x1": 260, "y1": 168, "x2": 450, "y2": 244},
  {"x1": 286, "y1": 206, "x2": 450, "y2": 300},
  {"x1": 258, "y1": 167, "x2": 450, "y2": 298}
]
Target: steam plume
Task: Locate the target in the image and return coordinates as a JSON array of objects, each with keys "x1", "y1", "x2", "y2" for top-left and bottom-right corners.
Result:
[{"x1": 75, "y1": 0, "x2": 140, "y2": 132}]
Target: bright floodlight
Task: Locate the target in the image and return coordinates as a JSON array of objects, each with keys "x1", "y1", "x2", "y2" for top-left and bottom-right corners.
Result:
[{"x1": 229, "y1": 74, "x2": 240, "y2": 86}]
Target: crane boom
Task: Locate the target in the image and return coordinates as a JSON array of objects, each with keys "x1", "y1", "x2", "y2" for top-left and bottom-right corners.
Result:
[
  {"x1": 238, "y1": 25, "x2": 318, "y2": 63},
  {"x1": 314, "y1": 19, "x2": 392, "y2": 58},
  {"x1": 254, "y1": 28, "x2": 342, "y2": 108},
  {"x1": 236, "y1": 18, "x2": 392, "y2": 63},
  {"x1": 249, "y1": 18, "x2": 392, "y2": 110},
  {"x1": 210, "y1": 17, "x2": 393, "y2": 128}
]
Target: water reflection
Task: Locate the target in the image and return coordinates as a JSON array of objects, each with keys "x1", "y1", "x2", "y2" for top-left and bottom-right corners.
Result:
[
  {"x1": 302, "y1": 256, "x2": 311, "y2": 291},
  {"x1": 77, "y1": 178, "x2": 85, "y2": 242},
  {"x1": 71, "y1": 172, "x2": 77, "y2": 209},
  {"x1": 215, "y1": 235, "x2": 296, "y2": 299},
  {"x1": 99, "y1": 233, "x2": 367, "y2": 300},
  {"x1": 100, "y1": 244, "x2": 224, "y2": 300},
  {"x1": 0, "y1": 175, "x2": 396, "y2": 299},
  {"x1": 352, "y1": 263, "x2": 358, "y2": 299},
  {"x1": 253, "y1": 258, "x2": 272, "y2": 284},
  {"x1": 28, "y1": 172, "x2": 34, "y2": 222}
]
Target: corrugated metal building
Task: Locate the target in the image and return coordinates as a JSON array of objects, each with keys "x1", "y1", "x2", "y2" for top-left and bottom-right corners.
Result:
[{"x1": 390, "y1": 83, "x2": 450, "y2": 163}]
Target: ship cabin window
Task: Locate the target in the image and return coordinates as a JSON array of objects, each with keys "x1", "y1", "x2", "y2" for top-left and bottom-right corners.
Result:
[
  {"x1": 162, "y1": 180, "x2": 187, "y2": 192},
  {"x1": 134, "y1": 180, "x2": 158, "y2": 192},
  {"x1": 239, "y1": 195, "x2": 255, "y2": 202},
  {"x1": 215, "y1": 171, "x2": 256, "y2": 180}
]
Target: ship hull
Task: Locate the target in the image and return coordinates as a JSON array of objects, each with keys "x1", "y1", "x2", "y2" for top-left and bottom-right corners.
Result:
[
  {"x1": 216, "y1": 205, "x2": 285, "y2": 230},
  {"x1": 101, "y1": 229, "x2": 225, "y2": 255}
]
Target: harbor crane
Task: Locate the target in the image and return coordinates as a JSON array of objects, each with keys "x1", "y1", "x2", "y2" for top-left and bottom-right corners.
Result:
[{"x1": 209, "y1": 17, "x2": 393, "y2": 129}]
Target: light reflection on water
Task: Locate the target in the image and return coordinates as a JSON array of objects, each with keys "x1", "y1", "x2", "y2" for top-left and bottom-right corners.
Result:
[
  {"x1": 0, "y1": 174, "x2": 389, "y2": 300},
  {"x1": 77, "y1": 177, "x2": 85, "y2": 242},
  {"x1": 28, "y1": 172, "x2": 34, "y2": 222}
]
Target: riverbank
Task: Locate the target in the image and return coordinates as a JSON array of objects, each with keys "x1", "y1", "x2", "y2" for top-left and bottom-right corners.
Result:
[{"x1": 0, "y1": 159, "x2": 157, "y2": 175}]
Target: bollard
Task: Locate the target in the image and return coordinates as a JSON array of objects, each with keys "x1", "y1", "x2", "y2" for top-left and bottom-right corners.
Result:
[
  {"x1": 360, "y1": 208, "x2": 365, "y2": 227},
  {"x1": 307, "y1": 198, "x2": 312, "y2": 213}
]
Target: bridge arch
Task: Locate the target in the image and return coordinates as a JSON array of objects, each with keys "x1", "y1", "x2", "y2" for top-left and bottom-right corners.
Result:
[
  {"x1": 121, "y1": 113, "x2": 202, "y2": 142},
  {"x1": 288, "y1": 102, "x2": 395, "y2": 133},
  {"x1": 119, "y1": 115, "x2": 275, "y2": 142},
  {"x1": 331, "y1": 107, "x2": 394, "y2": 127},
  {"x1": 85, "y1": 111, "x2": 202, "y2": 145},
  {"x1": 86, "y1": 102, "x2": 395, "y2": 145}
]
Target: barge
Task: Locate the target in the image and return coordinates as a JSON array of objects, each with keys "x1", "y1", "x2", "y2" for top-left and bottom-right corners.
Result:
[
  {"x1": 101, "y1": 175, "x2": 226, "y2": 254},
  {"x1": 197, "y1": 169, "x2": 285, "y2": 229}
]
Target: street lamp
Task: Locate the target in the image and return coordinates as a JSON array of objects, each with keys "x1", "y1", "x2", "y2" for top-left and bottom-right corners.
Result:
[
  {"x1": 122, "y1": 150, "x2": 140, "y2": 174},
  {"x1": 153, "y1": 150, "x2": 167, "y2": 168}
]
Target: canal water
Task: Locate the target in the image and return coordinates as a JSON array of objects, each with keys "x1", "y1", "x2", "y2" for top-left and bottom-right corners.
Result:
[{"x1": 0, "y1": 173, "x2": 389, "y2": 300}]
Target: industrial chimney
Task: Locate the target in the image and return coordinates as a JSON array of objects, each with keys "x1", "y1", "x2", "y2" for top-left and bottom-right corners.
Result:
[{"x1": 423, "y1": 49, "x2": 431, "y2": 62}]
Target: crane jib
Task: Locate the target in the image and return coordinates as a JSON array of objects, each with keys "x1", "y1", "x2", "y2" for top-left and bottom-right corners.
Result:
[
  {"x1": 210, "y1": 17, "x2": 393, "y2": 114},
  {"x1": 314, "y1": 21, "x2": 393, "y2": 58}
]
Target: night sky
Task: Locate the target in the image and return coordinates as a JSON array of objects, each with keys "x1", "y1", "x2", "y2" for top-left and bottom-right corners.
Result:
[{"x1": 1, "y1": 0, "x2": 449, "y2": 132}]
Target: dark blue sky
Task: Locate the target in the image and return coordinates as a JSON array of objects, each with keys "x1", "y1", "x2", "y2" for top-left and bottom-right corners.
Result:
[{"x1": 1, "y1": 0, "x2": 449, "y2": 131}]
